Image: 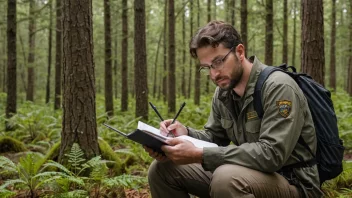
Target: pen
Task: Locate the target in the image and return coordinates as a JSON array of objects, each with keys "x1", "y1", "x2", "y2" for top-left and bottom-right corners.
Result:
[
  {"x1": 171, "y1": 102, "x2": 186, "y2": 124},
  {"x1": 149, "y1": 102, "x2": 164, "y2": 121}
]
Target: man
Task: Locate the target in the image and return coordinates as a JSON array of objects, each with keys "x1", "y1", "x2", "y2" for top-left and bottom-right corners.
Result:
[{"x1": 145, "y1": 21, "x2": 322, "y2": 198}]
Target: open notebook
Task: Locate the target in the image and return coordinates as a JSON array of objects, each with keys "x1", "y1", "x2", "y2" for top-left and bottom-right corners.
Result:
[{"x1": 103, "y1": 121, "x2": 217, "y2": 154}]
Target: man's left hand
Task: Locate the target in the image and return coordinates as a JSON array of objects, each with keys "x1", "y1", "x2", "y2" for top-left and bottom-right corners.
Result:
[{"x1": 161, "y1": 138, "x2": 203, "y2": 165}]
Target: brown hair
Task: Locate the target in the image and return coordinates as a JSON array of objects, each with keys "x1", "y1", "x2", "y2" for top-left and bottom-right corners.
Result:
[{"x1": 189, "y1": 20, "x2": 243, "y2": 58}]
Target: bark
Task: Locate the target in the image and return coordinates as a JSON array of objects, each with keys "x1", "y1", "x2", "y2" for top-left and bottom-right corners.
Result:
[
  {"x1": 182, "y1": 0, "x2": 187, "y2": 97},
  {"x1": 292, "y1": 0, "x2": 297, "y2": 66},
  {"x1": 134, "y1": 0, "x2": 148, "y2": 120},
  {"x1": 104, "y1": 0, "x2": 113, "y2": 116},
  {"x1": 59, "y1": 0, "x2": 99, "y2": 161},
  {"x1": 230, "y1": 0, "x2": 235, "y2": 26},
  {"x1": 26, "y1": 0, "x2": 36, "y2": 102},
  {"x1": 205, "y1": 0, "x2": 211, "y2": 94},
  {"x1": 46, "y1": 0, "x2": 53, "y2": 104},
  {"x1": 301, "y1": 0, "x2": 325, "y2": 86},
  {"x1": 329, "y1": 0, "x2": 336, "y2": 91},
  {"x1": 282, "y1": 0, "x2": 288, "y2": 64},
  {"x1": 348, "y1": 0, "x2": 352, "y2": 95},
  {"x1": 121, "y1": 0, "x2": 128, "y2": 111},
  {"x1": 168, "y1": 0, "x2": 176, "y2": 113},
  {"x1": 194, "y1": 0, "x2": 200, "y2": 105},
  {"x1": 5, "y1": 0, "x2": 16, "y2": 131},
  {"x1": 241, "y1": 0, "x2": 248, "y2": 55},
  {"x1": 162, "y1": 0, "x2": 167, "y2": 102},
  {"x1": 187, "y1": 0, "x2": 193, "y2": 99},
  {"x1": 265, "y1": 0, "x2": 273, "y2": 65},
  {"x1": 54, "y1": 0, "x2": 62, "y2": 110}
]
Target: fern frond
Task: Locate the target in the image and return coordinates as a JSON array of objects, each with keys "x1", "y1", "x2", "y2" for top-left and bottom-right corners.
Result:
[
  {"x1": 0, "y1": 156, "x2": 17, "y2": 172},
  {"x1": 0, "y1": 188, "x2": 16, "y2": 198},
  {"x1": 65, "y1": 143, "x2": 85, "y2": 172},
  {"x1": 0, "y1": 179, "x2": 26, "y2": 189},
  {"x1": 103, "y1": 174, "x2": 147, "y2": 189},
  {"x1": 57, "y1": 190, "x2": 88, "y2": 198},
  {"x1": 42, "y1": 160, "x2": 73, "y2": 176}
]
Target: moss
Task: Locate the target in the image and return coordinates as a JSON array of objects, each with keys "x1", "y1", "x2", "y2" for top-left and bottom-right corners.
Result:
[
  {"x1": 98, "y1": 138, "x2": 134, "y2": 175},
  {"x1": 0, "y1": 136, "x2": 27, "y2": 153},
  {"x1": 44, "y1": 141, "x2": 61, "y2": 162}
]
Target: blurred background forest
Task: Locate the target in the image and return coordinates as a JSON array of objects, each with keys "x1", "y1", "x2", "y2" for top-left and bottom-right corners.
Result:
[{"x1": 0, "y1": 0, "x2": 352, "y2": 197}]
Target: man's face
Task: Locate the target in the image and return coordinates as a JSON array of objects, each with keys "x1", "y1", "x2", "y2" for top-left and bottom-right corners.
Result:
[{"x1": 197, "y1": 44, "x2": 243, "y2": 90}]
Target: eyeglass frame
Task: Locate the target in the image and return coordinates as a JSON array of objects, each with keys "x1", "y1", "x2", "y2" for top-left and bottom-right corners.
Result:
[{"x1": 198, "y1": 46, "x2": 235, "y2": 74}]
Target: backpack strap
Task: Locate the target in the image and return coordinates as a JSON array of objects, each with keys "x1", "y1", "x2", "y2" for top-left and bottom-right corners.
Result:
[{"x1": 254, "y1": 66, "x2": 284, "y2": 118}]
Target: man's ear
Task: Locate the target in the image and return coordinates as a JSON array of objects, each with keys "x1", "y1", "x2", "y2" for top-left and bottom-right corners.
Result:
[{"x1": 235, "y1": 44, "x2": 246, "y2": 61}]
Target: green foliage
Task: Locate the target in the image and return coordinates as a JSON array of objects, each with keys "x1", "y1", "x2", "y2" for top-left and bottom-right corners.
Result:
[
  {"x1": 0, "y1": 136, "x2": 27, "y2": 153},
  {"x1": 322, "y1": 161, "x2": 352, "y2": 197},
  {"x1": 103, "y1": 174, "x2": 148, "y2": 189}
]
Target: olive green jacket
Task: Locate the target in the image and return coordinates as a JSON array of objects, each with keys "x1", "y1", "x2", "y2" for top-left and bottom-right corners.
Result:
[{"x1": 188, "y1": 57, "x2": 322, "y2": 197}]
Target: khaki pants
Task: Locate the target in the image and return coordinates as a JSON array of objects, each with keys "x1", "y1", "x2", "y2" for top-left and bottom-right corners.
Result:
[{"x1": 148, "y1": 160, "x2": 300, "y2": 198}]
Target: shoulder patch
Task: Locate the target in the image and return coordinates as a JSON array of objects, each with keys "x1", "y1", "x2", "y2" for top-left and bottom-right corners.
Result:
[{"x1": 276, "y1": 100, "x2": 292, "y2": 118}]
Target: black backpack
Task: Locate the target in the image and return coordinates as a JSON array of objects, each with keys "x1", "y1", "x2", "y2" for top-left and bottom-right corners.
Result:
[{"x1": 253, "y1": 64, "x2": 345, "y2": 184}]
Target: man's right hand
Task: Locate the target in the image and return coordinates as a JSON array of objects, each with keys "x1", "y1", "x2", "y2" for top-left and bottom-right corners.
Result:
[
  {"x1": 160, "y1": 119, "x2": 188, "y2": 137},
  {"x1": 143, "y1": 146, "x2": 169, "y2": 162}
]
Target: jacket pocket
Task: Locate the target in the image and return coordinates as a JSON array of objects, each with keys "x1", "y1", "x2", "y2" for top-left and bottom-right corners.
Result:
[
  {"x1": 245, "y1": 119, "x2": 261, "y2": 142},
  {"x1": 221, "y1": 118, "x2": 235, "y2": 140}
]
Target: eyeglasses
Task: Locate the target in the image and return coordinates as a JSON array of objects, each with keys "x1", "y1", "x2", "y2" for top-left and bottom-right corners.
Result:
[{"x1": 198, "y1": 46, "x2": 234, "y2": 75}]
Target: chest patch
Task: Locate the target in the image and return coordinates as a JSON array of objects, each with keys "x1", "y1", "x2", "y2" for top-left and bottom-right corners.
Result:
[
  {"x1": 247, "y1": 111, "x2": 258, "y2": 120},
  {"x1": 276, "y1": 100, "x2": 292, "y2": 118}
]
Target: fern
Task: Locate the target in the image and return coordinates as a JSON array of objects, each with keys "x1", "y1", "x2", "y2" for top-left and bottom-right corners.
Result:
[
  {"x1": 0, "y1": 188, "x2": 16, "y2": 198},
  {"x1": 103, "y1": 174, "x2": 147, "y2": 189},
  {"x1": 65, "y1": 143, "x2": 86, "y2": 174}
]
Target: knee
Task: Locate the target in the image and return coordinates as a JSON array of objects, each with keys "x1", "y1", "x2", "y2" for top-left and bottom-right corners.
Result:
[
  {"x1": 210, "y1": 165, "x2": 250, "y2": 195},
  {"x1": 148, "y1": 160, "x2": 173, "y2": 183}
]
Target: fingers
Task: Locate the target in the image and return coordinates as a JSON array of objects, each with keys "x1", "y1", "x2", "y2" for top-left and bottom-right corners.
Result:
[{"x1": 143, "y1": 146, "x2": 168, "y2": 161}]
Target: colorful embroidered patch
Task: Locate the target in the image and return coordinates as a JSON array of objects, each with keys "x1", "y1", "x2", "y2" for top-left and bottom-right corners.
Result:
[
  {"x1": 276, "y1": 100, "x2": 292, "y2": 118},
  {"x1": 247, "y1": 111, "x2": 258, "y2": 120}
]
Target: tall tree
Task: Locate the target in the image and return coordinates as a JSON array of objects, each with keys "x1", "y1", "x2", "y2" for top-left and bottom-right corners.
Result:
[
  {"x1": 113, "y1": 9, "x2": 118, "y2": 99},
  {"x1": 230, "y1": 0, "x2": 235, "y2": 26},
  {"x1": 282, "y1": 0, "x2": 288, "y2": 64},
  {"x1": 265, "y1": 0, "x2": 273, "y2": 65},
  {"x1": 54, "y1": 0, "x2": 62, "y2": 110},
  {"x1": 348, "y1": 0, "x2": 352, "y2": 95},
  {"x1": 104, "y1": 0, "x2": 113, "y2": 116},
  {"x1": 121, "y1": 0, "x2": 128, "y2": 111},
  {"x1": 205, "y1": 0, "x2": 211, "y2": 94},
  {"x1": 301, "y1": 0, "x2": 325, "y2": 85},
  {"x1": 26, "y1": 0, "x2": 36, "y2": 101},
  {"x1": 194, "y1": 0, "x2": 200, "y2": 105},
  {"x1": 134, "y1": 0, "x2": 148, "y2": 120},
  {"x1": 292, "y1": 0, "x2": 297, "y2": 66},
  {"x1": 59, "y1": 0, "x2": 99, "y2": 161},
  {"x1": 45, "y1": 0, "x2": 53, "y2": 104},
  {"x1": 187, "y1": 0, "x2": 193, "y2": 99},
  {"x1": 162, "y1": 0, "x2": 167, "y2": 102},
  {"x1": 6, "y1": 0, "x2": 16, "y2": 131},
  {"x1": 181, "y1": 0, "x2": 187, "y2": 97},
  {"x1": 168, "y1": 0, "x2": 175, "y2": 113},
  {"x1": 241, "y1": 0, "x2": 247, "y2": 55},
  {"x1": 329, "y1": 0, "x2": 336, "y2": 91}
]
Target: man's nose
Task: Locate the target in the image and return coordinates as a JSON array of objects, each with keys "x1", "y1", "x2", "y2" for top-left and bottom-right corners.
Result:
[{"x1": 210, "y1": 68, "x2": 220, "y2": 79}]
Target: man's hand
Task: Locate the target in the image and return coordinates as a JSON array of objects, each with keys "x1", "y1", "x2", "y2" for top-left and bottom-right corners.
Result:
[
  {"x1": 160, "y1": 120, "x2": 188, "y2": 137},
  {"x1": 143, "y1": 146, "x2": 169, "y2": 162},
  {"x1": 161, "y1": 138, "x2": 203, "y2": 165}
]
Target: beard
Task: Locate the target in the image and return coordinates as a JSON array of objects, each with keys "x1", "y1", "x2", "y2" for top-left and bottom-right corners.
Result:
[{"x1": 214, "y1": 62, "x2": 243, "y2": 91}]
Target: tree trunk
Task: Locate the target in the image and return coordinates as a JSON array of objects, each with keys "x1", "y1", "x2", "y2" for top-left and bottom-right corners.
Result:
[
  {"x1": 59, "y1": 0, "x2": 99, "y2": 162},
  {"x1": 213, "y1": 0, "x2": 216, "y2": 19},
  {"x1": 153, "y1": 31, "x2": 162, "y2": 98},
  {"x1": 329, "y1": 0, "x2": 336, "y2": 91},
  {"x1": 194, "y1": 0, "x2": 200, "y2": 105},
  {"x1": 348, "y1": 0, "x2": 352, "y2": 95},
  {"x1": 134, "y1": 0, "x2": 148, "y2": 120},
  {"x1": 265, "y1": 0, "x2": 273, "y2": 65},
  {"x1": 54, "y1": 0, "x2": 62, "y2": 110},
  {"x1": 205, "y1": 0, "x2": 211, "y2": 94},
  {"x1": 230, "y1": 0, "x2": 235, "y2": 26},
  {"x1": 282, "y1": 0, "x2": 288, "y2": 64},
  {"x1": 121, "y1": 0, "x2": 128, "y2": 111},
  {"x1": 162, "y1": 0, "x2": 167, "y2": 102},
  {"x1": 46, "y1": 0, "x2": 53, "y2": 104},
  {"x1": 182, "y1": 0, "x2": 187, "y2": 97},
  {"x1": 104, "y1": 0, "x2": 113, "y2": 117},
  {"x1": 292, "y1": 0, "x2": 297, "y2": 67},
  {"x1": 113, "y1": 20, "x2": 118, "y2": 99},
  {"x1": 301, "y1": 0, "x2": 325, "y2": 86},
  {"x1": 241, "y1": 0, "x2": 247, "y2": 56},
  {"x1": 168, "y1": 0, "x2": 175, "y2": 113},
  {"x1": 188, "y1": 0, "x2": 193, "y2": 99},
  {"x1": 26, "y1": 0, "x2": 36, "y2": 102},
  {"x1": 5, "y1": 0, "x2": 16, "y2": 131}
]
